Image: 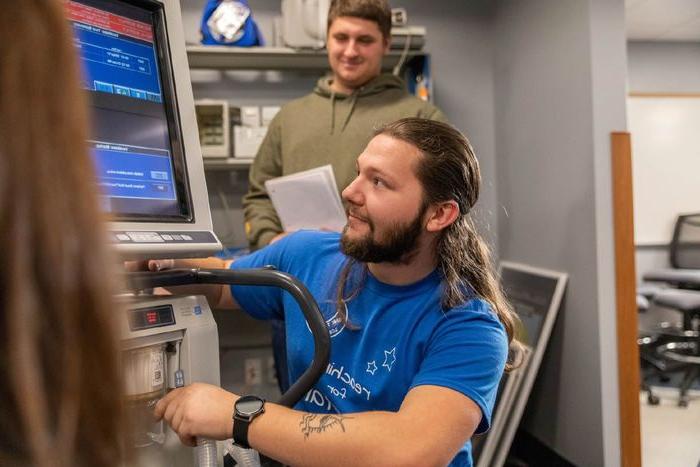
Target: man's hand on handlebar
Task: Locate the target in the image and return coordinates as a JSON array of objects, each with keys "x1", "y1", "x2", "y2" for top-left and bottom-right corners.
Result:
[{"x1": 123, "y1": 257, "x2": 238, "y2": 309}]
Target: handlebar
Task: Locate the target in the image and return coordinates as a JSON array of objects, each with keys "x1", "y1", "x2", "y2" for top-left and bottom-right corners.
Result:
[{"x1": 127, "y1": 267, "x2": 331, "y2": 407}]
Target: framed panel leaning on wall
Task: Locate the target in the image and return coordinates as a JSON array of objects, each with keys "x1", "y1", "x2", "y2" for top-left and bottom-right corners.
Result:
[{"x1": 474, "y1": 261, "x2": 568, "y2": 467}]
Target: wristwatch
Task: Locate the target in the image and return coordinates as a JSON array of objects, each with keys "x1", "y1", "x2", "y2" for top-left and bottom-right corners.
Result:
[{"x1": 232, "y1": 395, "x2": 266, "y2": 449}]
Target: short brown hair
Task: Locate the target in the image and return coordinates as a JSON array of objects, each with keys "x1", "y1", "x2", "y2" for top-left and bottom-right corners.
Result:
[{"x1": 327, "y1": 0, "x2": 392, "y2": 40}]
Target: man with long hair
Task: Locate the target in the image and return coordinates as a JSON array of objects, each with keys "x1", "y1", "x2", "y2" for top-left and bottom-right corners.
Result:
[
  {"x1": 0, "y1": 1, "x2": 125, "y2": 466},
  {"x1": 152, "y1": 118, "x2": 515, "y2": 467}
]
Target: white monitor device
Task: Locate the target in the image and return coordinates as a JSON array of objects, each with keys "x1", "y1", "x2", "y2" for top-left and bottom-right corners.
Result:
[
  {"x1": 195, "y1": 99, "x2": 230, "y2": 158},
  {"x1": 68, "y1": 0, "x2": 221, "y2": 258}
]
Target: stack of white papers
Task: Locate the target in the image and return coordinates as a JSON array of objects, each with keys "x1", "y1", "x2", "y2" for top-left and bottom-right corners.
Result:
[{"x1": 264, "y1": 165, "x2": 347, "y2": 233}]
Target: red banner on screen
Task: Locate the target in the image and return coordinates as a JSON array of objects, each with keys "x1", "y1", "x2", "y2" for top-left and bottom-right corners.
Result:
[{"x1": 66, "y1": 1, "x2": 154, "y2": 43}]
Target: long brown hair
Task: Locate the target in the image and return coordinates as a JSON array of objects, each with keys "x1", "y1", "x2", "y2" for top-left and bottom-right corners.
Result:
[
  {"x1": 0, "y1": 1, "x2": 124, "y2": 465},
  {"x1": 338, "y1": 118, "x2": 520, "y2": 370}
]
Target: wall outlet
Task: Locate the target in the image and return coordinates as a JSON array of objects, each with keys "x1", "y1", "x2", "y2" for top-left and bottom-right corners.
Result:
[
  {"x1": 244, "y1": 358, "x2": 262, "y2": 385},
  {"x1": 266, "y1": 356, "x2": 278, "y2": 385}
]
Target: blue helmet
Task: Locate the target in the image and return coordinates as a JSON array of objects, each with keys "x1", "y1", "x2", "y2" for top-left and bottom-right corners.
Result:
[{"x1": 200, "y1": 0, "x2": 264, "y2": 46}]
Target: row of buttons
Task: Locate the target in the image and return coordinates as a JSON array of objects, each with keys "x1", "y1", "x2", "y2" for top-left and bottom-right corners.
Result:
[
  {"x1": 162, "y1": 234, "x2": 193, "y2": 241},
  {"x1": 93, "y1": 80, "x2": 162, "y2": 103},
  {"x1": 114, "y1": 232, "x2": 195, "y2": 243}
]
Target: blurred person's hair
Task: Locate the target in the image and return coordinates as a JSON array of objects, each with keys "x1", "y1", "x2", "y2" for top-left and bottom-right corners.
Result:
[
  {"x1": 0, "y1": 1, "x2": 125, "y2": 466},
  {"x1": 327, "y1": 0, "x2": 392, "y2": 40}
]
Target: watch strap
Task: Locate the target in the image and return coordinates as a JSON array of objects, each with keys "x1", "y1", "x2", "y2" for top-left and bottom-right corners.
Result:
[{"x1": 232, "y1": 413, "x2": 252, "y2": 449}]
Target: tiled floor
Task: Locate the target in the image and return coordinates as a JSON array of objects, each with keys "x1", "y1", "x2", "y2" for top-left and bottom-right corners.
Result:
[{"x1": 640, "y1": 386, "x2": 700, "y2": 467}]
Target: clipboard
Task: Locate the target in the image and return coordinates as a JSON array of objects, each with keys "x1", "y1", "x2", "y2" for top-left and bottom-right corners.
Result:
[{"x1": 264, "y1": 165, "x2": 347, "y2": 232}]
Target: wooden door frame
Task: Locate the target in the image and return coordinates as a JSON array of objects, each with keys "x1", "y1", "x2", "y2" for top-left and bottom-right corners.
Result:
[{"x1": 611, "y1": 131, "x2": 642, "y2": 467}]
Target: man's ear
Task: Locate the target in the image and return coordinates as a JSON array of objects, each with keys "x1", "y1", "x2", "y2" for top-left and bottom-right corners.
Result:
[
  {"x1": 383, "y1": 36, "x2": 391, "y2": 54},
  {"x1": 425, "y1": 200, "x2": 460, "y2": 233}
]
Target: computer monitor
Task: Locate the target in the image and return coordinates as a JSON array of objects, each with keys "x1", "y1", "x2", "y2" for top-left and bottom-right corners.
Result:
[{"x1": 67, "y1": 0, "x2": 221, "y2": 258}]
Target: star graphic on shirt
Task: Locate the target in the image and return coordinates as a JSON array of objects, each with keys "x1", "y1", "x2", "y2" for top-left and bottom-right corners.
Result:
[
  {"x1": 383, "y1": 347, "x2": 397, "y2": 372},
  {"x1": 366, "y1": 361, "x2": 378, "y2": 375}
]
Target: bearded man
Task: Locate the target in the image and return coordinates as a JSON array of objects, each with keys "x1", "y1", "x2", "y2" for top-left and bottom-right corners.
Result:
[{"x1": 150, "y1": 118, "x2": 515, "y2": 467}]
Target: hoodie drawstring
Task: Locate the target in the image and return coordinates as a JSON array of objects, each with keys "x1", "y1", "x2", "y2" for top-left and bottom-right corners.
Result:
[
  {"x1": 330, "y1": 91, "x2": 336, "y2": 135},
  {"x1": 340, "y1": 91, "x2": 359, "y2": 133},
  {"x1": 329, "y1": 90, "x2": 357, "y2": 134}
]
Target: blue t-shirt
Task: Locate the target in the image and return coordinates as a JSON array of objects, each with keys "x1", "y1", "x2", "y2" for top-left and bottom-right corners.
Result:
[{"x1": 230, "y1": 231, "x2": 508, "y2": 466}]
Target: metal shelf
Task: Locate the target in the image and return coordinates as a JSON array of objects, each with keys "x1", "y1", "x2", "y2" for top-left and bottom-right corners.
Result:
[
  {"x1": 186, "y1": 45, "x2": 425, "y2": 71},
  {"x1": 203, "y1": 157, "x2": 253, "y2": 170},
  {"x1": 192, "y1": 44, "x2": 429, "y2": 172}
]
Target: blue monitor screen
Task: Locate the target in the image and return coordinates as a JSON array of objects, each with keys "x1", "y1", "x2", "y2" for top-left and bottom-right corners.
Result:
[
  {"x1": 92, "y1": 142, "x2": 175, "y2": 201},
  {"x1": 68, "y1": 0, "x2": 191, "y2": 220},
  {"x1": 73, "y1": 16, "x2": 162, "y2": 101}
]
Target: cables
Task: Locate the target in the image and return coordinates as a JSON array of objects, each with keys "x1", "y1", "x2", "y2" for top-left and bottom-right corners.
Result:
[{"x1": 392, "y1": 31, "x2": 412, "y2": 76}]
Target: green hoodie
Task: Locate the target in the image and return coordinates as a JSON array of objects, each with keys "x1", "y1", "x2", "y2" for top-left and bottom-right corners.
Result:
[{"x1": 243, "y1": 73, "x2": 448, "y2": 250}]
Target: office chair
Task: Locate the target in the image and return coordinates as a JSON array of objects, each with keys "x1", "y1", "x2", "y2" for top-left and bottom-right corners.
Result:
[
  {"x1": 644, "y1": 212, "x2": 700, "y2": 287},
  {"x1": 636, "y1": 286, "x2": 686, "y2": 406},
  {"x1": 650, "y1": 290, "x2": 700, "y2": 406},
  {"x1": 641, "y1": 213, "x2": 700, "y2": 407},
  {"x1": 638, "y1": 293, "x2": 661, "y2": 405}
]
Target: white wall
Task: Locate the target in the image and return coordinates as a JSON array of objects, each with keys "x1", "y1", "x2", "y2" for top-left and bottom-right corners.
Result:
[
  {"x1": 627, "y1": 96, "x2": 700, "y2": 245},
  {"x1": 494, "y1": 0, "x2": 627, "y2": 465},
  {"x1": 626, "y1": 41, "x2": 700, "y2": 281},
  {"x1": 389, "y1": 1, "x2": 500, "y2": 248},
  {"x1": 627, "y1": 41, "x2": 700, "y2": 93}
]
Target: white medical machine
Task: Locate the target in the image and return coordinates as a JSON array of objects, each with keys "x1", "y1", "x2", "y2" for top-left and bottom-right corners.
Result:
[
  {"x1": 68, "y1": 0, "x2": 224, "y2": 464},
  {"x1": 69, "y1": 2, "x2": 329, "y2": 465}
]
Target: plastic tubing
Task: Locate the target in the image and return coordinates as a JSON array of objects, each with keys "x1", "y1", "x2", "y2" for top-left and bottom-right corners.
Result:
[
  {"x1": 225, "y1": 439, "x2": 261, "y2": 467},
  {"x1": 195, "y1": 438, "x2": 218, "y2": 467},
  {"x1": 168, "y1": 343, "x2": 217, "y2": 467}
]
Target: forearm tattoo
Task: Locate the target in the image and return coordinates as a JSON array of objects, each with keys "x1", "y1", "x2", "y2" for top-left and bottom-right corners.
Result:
[{"x1": 299, "y1": 414, "x2": 351, "y2": 439}]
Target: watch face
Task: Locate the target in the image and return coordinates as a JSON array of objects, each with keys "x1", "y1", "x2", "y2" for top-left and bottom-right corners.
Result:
[{"x1": 237, "y1": 395, "x2": 264, "y2": 415}]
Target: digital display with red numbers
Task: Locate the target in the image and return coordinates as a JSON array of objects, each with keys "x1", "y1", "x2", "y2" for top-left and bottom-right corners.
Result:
[{"x1": 128, "y1": 305, "x2": 175, "y2": 331}]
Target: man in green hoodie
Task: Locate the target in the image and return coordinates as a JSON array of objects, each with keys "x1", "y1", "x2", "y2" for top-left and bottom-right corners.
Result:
[{"x1": 243, "y1": 0, "x2": 447, "y2": 250}]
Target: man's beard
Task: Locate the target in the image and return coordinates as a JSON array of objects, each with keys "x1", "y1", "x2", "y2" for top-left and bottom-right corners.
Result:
[{"x1": 340, "y1": 205, "x2": 426, "y2": 264}]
